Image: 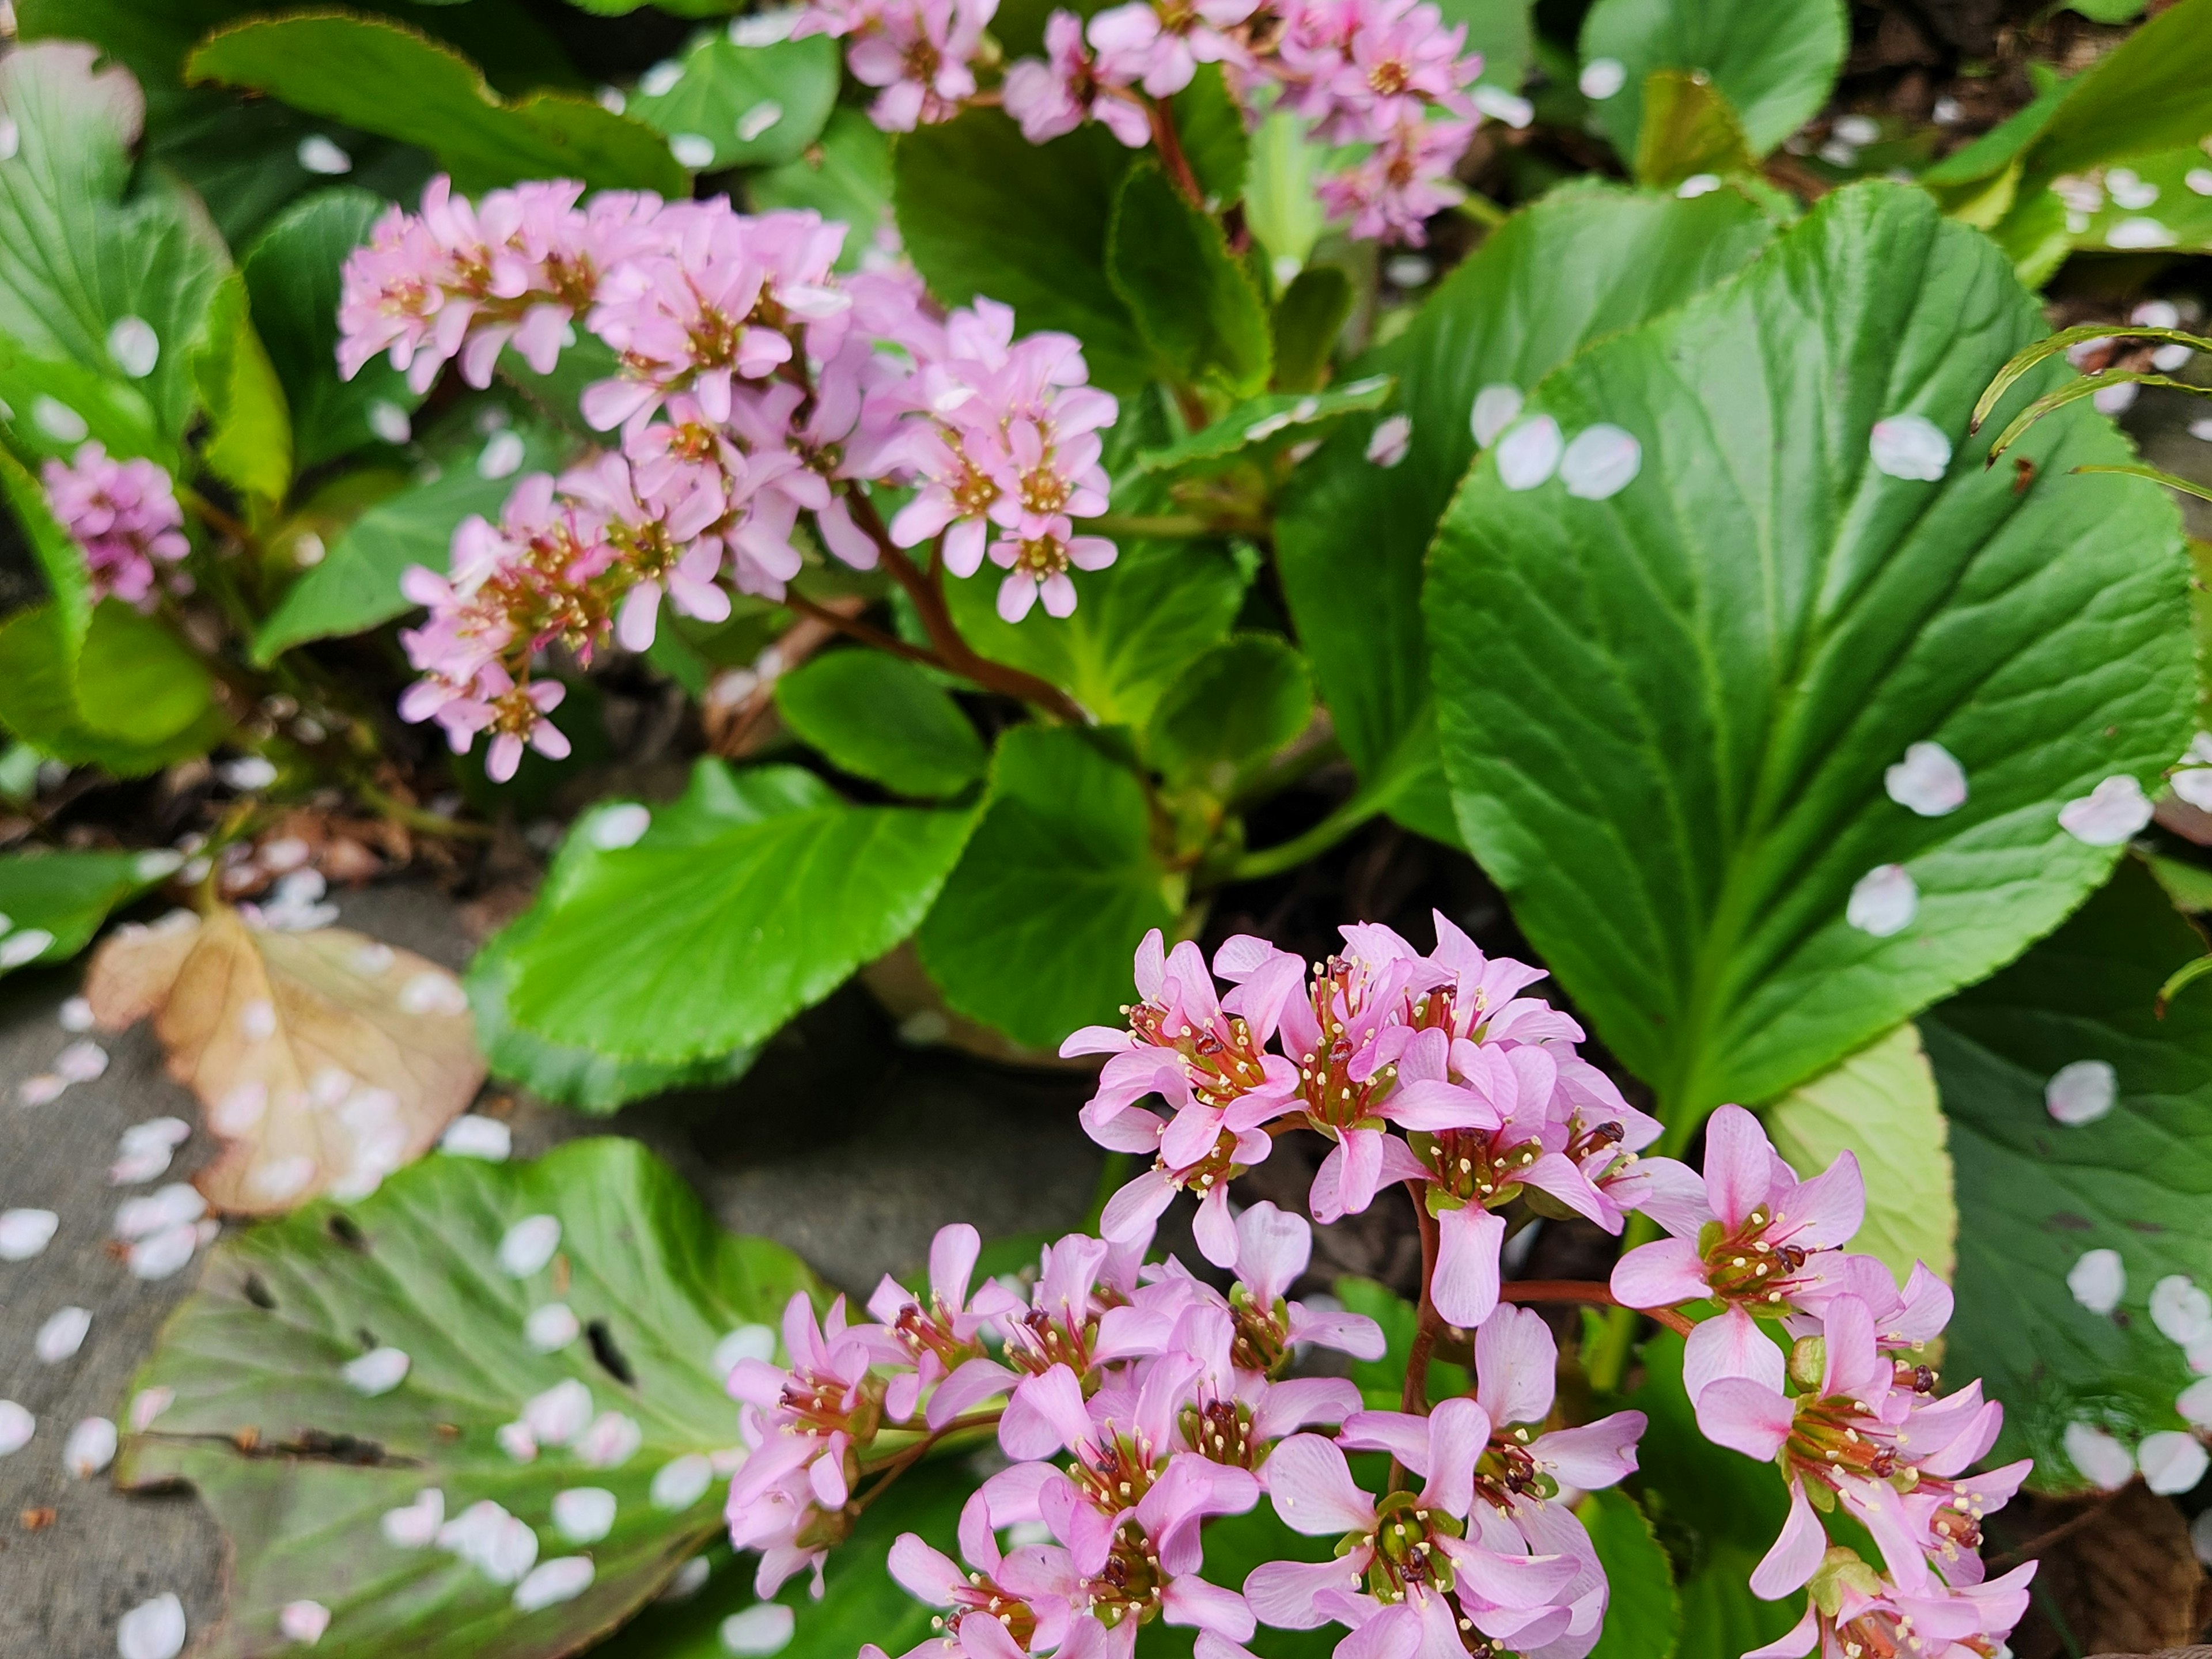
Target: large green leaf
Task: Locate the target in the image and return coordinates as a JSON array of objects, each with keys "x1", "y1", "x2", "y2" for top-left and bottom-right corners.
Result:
[
  {"x1": 1927, "y1": 862, "x2": 2212, "y2": 1479},
  {"x1": 1582, "y1": 1489, "x2": 1680, "y2": 1659},
  {"x1": 916, "y1": 725, "x2": 1176, "y2": 1051},
  {"x1": 118, "y1": 1137, "x2": 819, "y2": 1659},
  {"x1": 748, "y1": 108, "x2": 892, "y2": 268},
  {"x1": 1274, "y1": 181, "x2": 1772, "y2": 845},
  {"x1": 1108, "y1": 162, "x2": 1271, "y2": 397},
  {"x1": 253, "y1": 407, "x2": 572, "y2": 662},
  {"x1": 0, "y1": 846, "x2": 180, "y2": 975},
  {"x1": 187, "y1": 13, "x2": 688, "y2": 196},
  {"x1": 1132, "y1": 377, "x2": 1392, "y2": 481},
  {"x1": 893, "y1": 111, "x2": 1151, "y2": 395},
  {"x1": 0, "y1": 601, "x2": 228, "y2": 777},
  {"x1": 244, "y1": 187, "x2": 426, "y2": 471},
  {"x1": 0, "y1": 43, "x2": 231, "y2": 468},
  {"x1": 773, "y1": 649, "x2": 987, "y2": 800},
  {"x1": 1764, "y1": 1022, "x2": 1955, "y2": 1286},
  {"x1": 626, "y1": 31, "x2": 839, "y2": 172},
  {"x1": 2014, "y1": 0, "x2": 2212, "y2": 187},
  {"x1": 506, "y1": 760, "x2": 975, "y2": 1063},
  {"x1": 1437, "y1": 0, "x2": 1533, "y2": 92},
  {"x1": 1426, "y1": 182, "x2": 2192, "y2": 1123},
  {"x1": 2059, "y1": 149, "x2": 2212, "y2": 254},
  {"x1": 944, "y1": 537, "x2": 1250, "y2": 728},
  {"x1": 1578, "y1": 0, "x2": 1847, "y2": 158},
  {"x1": 1143, "y1": 634, "x2": 1314, "y2": 798},
  {"x1": 194, "y1": 270, "x2": 294, "y2": 510}
]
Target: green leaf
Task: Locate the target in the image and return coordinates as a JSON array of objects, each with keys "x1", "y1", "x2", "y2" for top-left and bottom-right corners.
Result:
[
  {"x1": 0, "y1": 846, "x2": 179, "y2": 974},
  {"x1": 625, "y1": 30, "x2": 839, "y2": 172},
  {"x1": 186, "y1": 13, "x2": 690, "y2": 196},
  {"x1": 1332, "y1": 1277, "x2": 1467, "y2": 1409},
  {"x1": 1243, "y1": 111, "x2": 1328, "y2": 279},
  {"x1": 76, "y1": 601, "x2": 221, "y2": 746},
  {"x1": 506, "y1": 760, "x2": 975, "y2": 1063},
  {"x1": 253, "y1": 408, "x2": 573, "y2": 662},
  {"x1": 773, "y1": 649, "x2": 987, "y2": 800},
  {"x1": 2146, "y1": 851, "x2": 2212, "y2": 915},
  {"x1": 118, "y1": 1137, "x2": 820, "y2": 1659},
  {"x1": 1270, "y1": 268, "x2": 1355, "y2": 393},
  {"x1": 2060, "y1": 147, "x2": 2212, "y2": 254},
  {"x1": 1631, "y1": 69, "x2": 1755, "y2": 190},
  {"x1": 916, "y1": 725, "x2": 1175, "y2": 1050},
  {"x1": 1437, "y1": 0, "x2": 1533, "y2": 90},
  {"x1": 0, "y1": 442, "x2": 92, "y2": 645},
  {"x1": 748, "y1": 109, "x2": 893, "y2": 267},
  {"x1": 894, "y1": 111, "x2": 1151, "y2": 395},
  {"x1": 1426, "y1": 182, "x2": 2192, "y2": 1122},
  {"x1": 1926, "y1": 861, "x2": 2212, "y2": 1477},
  {"x1": 194, "y1": 271, "x2": 294, "y2": 510},
  {"x1": 1143, "y1": 634, "x2": 1313, "y2": 796},
  {"x1": 1134, "y1": 376, "x2": 1392, "y2": 479},
  {"x1": 2014, "y1": 0, "x2": 2212, "y2": 187},
  {"x1": 1764, "y1": 1022, "x2": 1955, "y2": 1286},
  {"x1": 0, "y1": 602, "x2": 228, "y2": 776},
  {"x1": 0, "y1": 43, "x2": 232, "y2": 466},
  {"x1": 1275, "y1": 180, "x2": 1773, "y2": 846},
  {"x1": 1150, "y1": 1505, "x2": 1341, "y2": 1659},
  {"x1": 943, "y1": 537, "x2": 1250, "y2": 728},
  {"x1": 244, "y1": 187, "x2": 426, "y2": 471},
  {"x1": 1168, "y1": 64, "x2": 1249, "y2": 209},
  {"x1": 1581, "y1": 1489, "x2": 1680, "y2": 1659},
  {"x1": 0, "y1": 334, "x2": 168, "y2": 468},
  {"x1": 1109, "y1": 162, "x2": 1272, "y2": 397},
  {"x1": 1578, "y1": 0, "x2": 1847, "y2": 158}
]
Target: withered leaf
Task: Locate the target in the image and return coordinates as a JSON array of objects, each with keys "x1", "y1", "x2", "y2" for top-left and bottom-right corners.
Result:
[{"x1": 87, "y1": 908, "x2": 485, "y2": 1214}]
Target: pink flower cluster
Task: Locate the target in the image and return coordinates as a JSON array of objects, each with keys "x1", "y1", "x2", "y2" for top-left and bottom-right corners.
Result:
[
  {"x1": 339, "y1": 179, "x2": 1120, "y2": 775},
  {"x1": 41, "y1": 442, "x2": 190, "y2": 609},
  {"x1": 794, "y1": 0, "x2": 1001, "y2": 131}
]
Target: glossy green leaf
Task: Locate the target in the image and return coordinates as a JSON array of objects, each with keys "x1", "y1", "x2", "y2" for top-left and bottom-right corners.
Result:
[
  {"x1": 894, "y1": 111, "x2": 1151, "y2": 395},
  {"x1": 1926, "y1": 861, "x2": 2212, "y2": 1479},
  {"x1": 1275, "y1": 180, "x2": 1773, "y2": 846},
  {"x1": 1143, "y1": 634, "x2": 1314, "y2": 796},
  {"x1": 1270, "y1": 267, "x2": 1355, "y2": 393},
  {"x1": 1437, "y1": 0, "x2": 1533, "y2": 90},
  {"x1": 0, "y1": 43, "x2": 231, "y2": 467},
  {"x1": 118, "y1": 1137, "x2": 820, "y2": 1659},
  {"x1": 1243, "y1": 111, "x2": 1328, "y2": 278},
  {"x1": 1134, "y1": 376, "x2": 1393, "y2": 479},
  {"x1": 244, "y1": 187, "x2": 427, "y2": 471},
  {"x1": 507, "y1": 760, "x2": 975, "y2": 1063},
  {"x1": 1578, "y1": 0, "x2": 1846, "y2": 158},
  {"x1": 76, "y1": 601, "x2": 222, "y2": 747},
  {"x1": 2147, "y1": 852, "x2": 2212, "y2": 914},
  {"x1": 1110, "y1": 162, "x2": 1272, "y2": 397},
  {"x1": 749, "y1": 109, "x2": 893, "y2": 268},
  {"x1": 1632, "y1": 69, "x2": 1755, "y2": 189},
  {"x1": 944, "y1": 537, "x2": 1250, "y2": 728},
  {"x1": 187, "y1": 13, "x2": 689, "y2": 196},
  {"x1": 1764, "y1": 1023, "x2": 1955, "y2": 1286},
  {"x1": 0, "y1": 846, "x2": 179, "y2": 975},
  {"x1": 2016, "y1": 0, "x2": 2212, "y2": 186},
  {"x1": 626, "y1": 31, "x2": 839, "y2": 172},
  {"x1": 1168, "y1": 65, "x2": 1249, "y2": 209},
  {"x1": 1582, "y1": 1489, "x2": 1680, "y2": 1659},
  {"x1": 1426, "y1": 183, "x2": 2192, "y2": 1122},
  {"x1": 194, "y1": 271, "x2": 294, "y2": 510},
  {"x1": 916, "y1": 725, "x2": 1175, "y2": 1050},
  {"x1": 0, "y1": 442, "x2": 92, "y2": 645},
  {"x1": 253, "y1": 408, "x2": 572, "y2": 662},
  {"x1": 0, "y1": 602, "x2": 228, "y2": 777},
  {"x1": 773, "y1": 649, "x2": 987, "y2": 799}
]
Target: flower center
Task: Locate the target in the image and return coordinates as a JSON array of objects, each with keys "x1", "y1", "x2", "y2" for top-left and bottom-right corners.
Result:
[{"x1": 1084, "y1": 1522, "x2": 1166, "y2": 1628}]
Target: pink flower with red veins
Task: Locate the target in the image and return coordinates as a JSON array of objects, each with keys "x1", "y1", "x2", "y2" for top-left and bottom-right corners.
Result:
[
  {"x1": 41, "y1": 442, "x2": 190, "y2": 608},
  {"x1": 863, "y1": 1491, "x2": 1084, "y2": 1659},
  {"x1": 1213, "y1": 1201, "x2": 1387, "y2": 1374},
  {"x1": 1696, "y1": 1295, "x2": 2029, "y2": 1601},
  {"x1": 1318, "y1": 116, "x2": 1473, "y2": 246},
  {"x1": 1610, "y1": 1104, "x2": 1865, "y2": 1404},
  {"x1": 1003, "y1": 12, "x2": 1153, "y2": 147},
  {"x1": 866, "y1": 1222, "x2": 1026, "y2": 1424},
  {"x1": 844, "y1": 0, "x2": 999, "y2": 130},
  {"x1": 1246, "y1": 1403, "x2": 1580, "y2": 1658},
  {"x1": 728, "y1": 1290, "x2": 902, "y2": 1522},
  {"x1": 1746, "y1": 1548, "x2": 2036, "y2": 1659}
]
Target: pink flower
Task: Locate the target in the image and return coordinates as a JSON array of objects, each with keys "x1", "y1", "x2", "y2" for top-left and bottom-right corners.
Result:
[
  {"x1": 1317, "y1": 116, "x2": 1473, "y2": 246},
  {"x1": 843, "y1": 0, "x2": 999, "y2": 130},
  {"x1": 1746, "y1": 1554, "x2": 2036, "y2": 1659},
  {"x1": 41, "y1": 442, "x2": 190, "y2": 608},
  {"x1": 867, "y1": 1222, "x2": 1027, "y2": 1422},
  {"x1": 866, "y1": 1492, "x2": 1084, "y2": 1658},
  {"x1": 1004, "y1": 12, "x2": 1153, "y2": 146}
]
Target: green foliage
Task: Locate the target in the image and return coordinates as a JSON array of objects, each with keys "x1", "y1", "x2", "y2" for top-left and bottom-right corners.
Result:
[
  {"x1": 1110, "y1": 163, "x2": 1272, "y2": 396},
  {"x1": 118, "y1": 1137, "x2": 820, "y2": 1659},
  {"x1": 1333, "y1": 1276, "x2": 1468, "y2": 1408},
  {"x1": 916, "y1": 725, "x2": 1176, "y2": 1050},
  {"x1": 1426, "y1": 183, "x2": 2191, "y2": 1120},
  {"x1": 1269, "y1": 268, "x2": 1355, "y2": 393},
  {"x1": 894, "y1": 111, "x2": 1152, "y2": 395},
  {"x1": 625, "y1": 31, "x2": 840, "y2": 172},
  {"x1": 0, "y1": 444, "x2": 92, "y2": 643},
  {"x1": 1631, "y1": 69, "x2": 1755, "y2": 189},
  {"x1": 1134, "y1": 376, "x2": 1392, "y2": 480},
  {"x1": 1170, "y1": 65, "x2": 1251, "y2": 209},
  {"x1": 0, "y1": 846, "x2": 180, "y2": 974},
  {"x1": 748, "y1": 109, "x2": 893, "y2": 266},
  {"x1": 185, "y1": 13, "x2": 688, "y2": 195},
  {"x1": 505, "y1": 760, "x2": 975, "y2": 1063},
  {"x1": 1437, "y1": 0, "x2": 1533, "y2": 91},
  {"x1": 1582, "y1": 1489, "x2": 1681, "y2": 1659},
  {"x1": 774, "y1": 649, "x2": 988, "y2": 799},
  {"x1": 0, "y1": 601, "x2": 227, "y2": 777},
  {"x1": 1275, "y1": 180, "x2": 1772, "y2": 846},
  {"x1": 1928, "y1": 861, "x2": 2212, "y2": 1478},
  {"x1": 192, "y1": 270, "x2": 293, "y2": 511},
  {"x1": 1143, "y1": 634, "x2": 1314, "y2": 797},
  {"x1": 1578, "y1": 0, "x2": 1846, "y2": 158}
]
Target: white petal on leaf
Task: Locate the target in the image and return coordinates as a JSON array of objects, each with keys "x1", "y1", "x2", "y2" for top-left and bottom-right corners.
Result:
[
  {"x1": 2067, "y1": 1247, "x2": 2124, "y2": 1315},
  {"x1": 381, "y1": 1488, "x2": 444, "y2": 1548},
  {"x1": 514, "y1": 1556, "x2": 595, "y2": 1612},
  {"x1": 278, "y1": 1600, "x2": 331, "y2": 1644},
  {"x1": 1884, "y1": 741, "x2": 1967, "y2": 816},
  {"x1": 526, "y1": 1302, "x2": 582, "y2": 1353},
  {"x1": 1365, "y1": 414, "x2": 1412, "y2": 468},
  {"x1": 1846, "y1": 864, "x2": 1916, "y2": 937},
  {"x1": 670, "y1": 133, "x2": 718, "y2": 169},
  {"x1": 1558, "y1": 424, "x2": 1641, "y2": 499},
  {"x1": 737, "y1": 101, "x2": 784, "y2": 142},
  {"x1": 2138, "y1": 1429, "x2": 2209, "y2": 1495},
  {"x1": 652, "y1": 1452, "x2": 715, "y2": 1510},
  {"x1": 2058, "y1": 774, "x2": 2153, "y2": 846},
  {"x1": 1468, "y1": 384, "x2": 1521, "y2": 448},
  {"x1": 442, "y1": 1115, "x2": 512, "y2": 1160},
  {"x1": 342, "y1": 1346, "x2": 410, "y2": 1396},
  {"x1": 714, "y1": 1324, "x2": 778, "y2": 1379},
  {"x1": 2063, "y1": 1419, "x2": 2135, "y2": 1491},
  {"x1": 576, "y1": 1410, "x2": 643, "y2": 1468},
  {"x1": 1868, "y1": 413, "x2": 1951, "y2": 481},
  {"x1": 721, "y1": 1604, "x2": 797, "y2": 1656},
  {"x1": 2044, "y1": 1059, "x2": 2117, "y2": 1127},
  {"x1": 1578, "y1": 57, "x2": 1626, "y2": 100},
  {"x1": 552, "y1": 1486, "x2": 618, "y2": 1543},
  {"x1": 2152, "y1": 1274, "x2": 2212, "y2": 1347},
  {"x1": 524, "y1": 1378, "x2": 594, "y2": 1446},
  {"x1": 499, "y1": 1214, "x2": 562, "y2": 1277},
  {"x1": 1494, "y1": 416, "x2": 1563, "y2": 491}
]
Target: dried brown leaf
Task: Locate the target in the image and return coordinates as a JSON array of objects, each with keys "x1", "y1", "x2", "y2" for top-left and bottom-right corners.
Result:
[
  {"x1": 2003, "y1": 1483, "x2": 2206, "y2": 1659},
  {"x1": 86, "y1": 908, "x2": 485, "y2": 1215}
]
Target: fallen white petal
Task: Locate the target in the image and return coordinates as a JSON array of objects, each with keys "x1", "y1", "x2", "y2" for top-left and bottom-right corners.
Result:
[
  {"x1": 2063, "y1": 1419, "x2": 2135, "y2": 1491},
  {"x1": 1364, "y1": 413, "x2": 1412, "y2": 468},
  {"x1": 380, "y1": 1488, "x2": 444, "y2": 1549},
  {"x1": 59, "y1": 995, "x2": 96, "y2": 1032},
  {"x1": 1469, "y1": 383, "x2": 1522, "y2": 448},
  {"x1": 1471, "y1": 85, "x2": 1533, "y2": 128},
  {"x1": 736, "y1": 101, "x2": 783, "y2": 142},
  {"x1": 652, "y1": 1453, "x2": 715, "y2": 1510},
  {"x1": 639, "y1": 59, "x2": 684, "y2": 95},
  {"x1": 661, "y1": 1557, "x2": 713, "y2": 1600},
  {"x1": 1558, "y1": 423, "x2": 1641, "y2": 500},
  {"x1": 342, "y1": 1347, "x2": 411, "y2": 1396},
  {"x1": 1868, "y1": 413, "x2": 1951, "y2": 482},
  {"x1": 279, "y1": 1600, "x2": 331, "y2": 1644},
  {"x1": 1578, "y1": 56, "x2": 1626, "y2": 100},
  {"x1": 32, "y1": 397, "x2": 86, "y2": 443},
  {"x1": 552, "y1": 1486, "x2": 618, "y2": 1543},
  {"x1": 130, "y1": 1388, "x2": 174, "y2": 1432},
  {"x1": 2045, "y1": 1059, "x2": 2117, "y2": 1127},
  {"x1": 2139, "y1": 1429, "x2": 2209, "y2": 1495},
  {"x1": 130, "y1": 1223, "x2": 200, "y2": 1281},
  {"x1": 2059, "y1": 774, "x2": 2153, "y2": 846},
  {"x1": 1884, "y1": 740, "x2": 1967, "y2": 816},
  {"x1": 0, "y1": 1207, "x2": 59, "y2": 1261},
  {"x1": 1494, "y1": 415, "x2": 1563, "y2": 491},
  {"x1": 478, "y1": 430, "x2": 526, "y2": 480},
  {"x1": 66, "y1": 1416, "x2": 118, "y2": 1477},
  {"x1": 107, "y1": 316, "x2": 160, "y2": 379},
  {"x1": 2181, "y1": 1376, "x2": 2212, "y2": 1430},
  {"x1": 117, "y1": 1183, "x2": 207, "y2": 1241},
  {"x1": 2108, "y1": 217, "x2": 2176, "y2": 249},
  {"x1": 2152, "y1": 1274, "x2": 2212, "y2": 1347},
  {"x1": 2094, "y1": 381, "x2": 2139, "y2": 416},
  {"x1": 524, "y1": 1378, "x2": 594, "y2": 1446},
  {"x1": 721, "y1": 1604, "x2": 796, "y2": 1656},
  {"x1": 515, "y1": 1556, "x2": 595, "y2": 1612},
  {"x1": 109, "y1": 1145, "x2": 172, "y2": 1184},
  {"x1": 1675, "y1": 173, "x2": 1721, "y2": 198},
  {"x1": 500, "y1": 1215, "x2": 562, "y2": 1277},
  {"x1": 1846, "y1": 863, "x2": 1916, "y2": 937},
  {"x1": 118, "y1": 1593, "x2": 188, "y2": 1659},
  {"x1": 441, "y1": 1116, "x2": 512, "y2": 1160},
  {"x1": 714, "y1": 1324, "x2": 778, "y2": 1380},
  {"x1": 576, "y1": 1410, "x2": 643, "y2": 1468},
  {"x1": 296, "y1": 135, "x2": 352, "y2": 175},
  {"x1": 0, "y1": 1400, "x2": 32, "y2": 1456},
  {"x1": 54, "y1": 1039, "x2": 108, "y2": 1082},
  {"x1": 2169, "y1": 767, "x2": 2212, "y2": 812},
  {"x1": 0, "y1": 927, "x2": 55, "y2": 967},
  {"x1": 589, "y1": 803, "x2": 652, "y2": 850},
  {"x1": 399, "y1": 971, "x2": 468, "y2": 1016},
  {"x1": 250, "y1": 1155, "x2": 317, "y2": 1203},
  {"x1": 123, "y1": 1116, "x2": 192, "y2": 1152},
  {"x1": 527, "y1": 1302, "x2": 582, "y2": 1353},
  {"x1": 36, "y1": 1305, "x2": 91, "y2": 1363},
  {"x1": 497, "y1": 1420, "x2": 539, "y2": 1462},
  {"x1": 2067, "y1": 1247, "x2": 2124, "y2": 1315},
  {"x1": 671, "y1": 132, "x2": 717, "y2": 169},
  {"x1": 21, "y1": 1073, "x2": 67, "y2": 1108}
]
